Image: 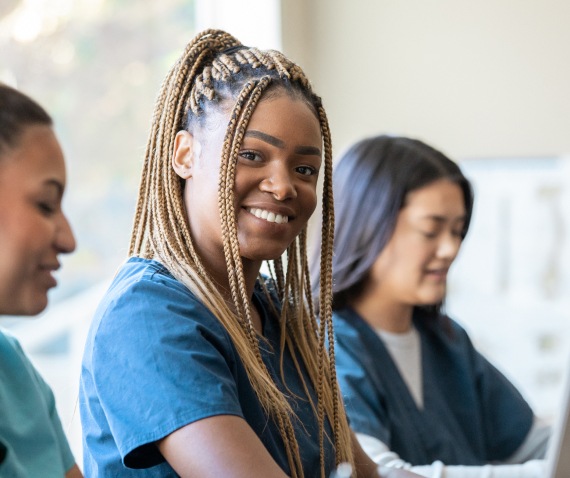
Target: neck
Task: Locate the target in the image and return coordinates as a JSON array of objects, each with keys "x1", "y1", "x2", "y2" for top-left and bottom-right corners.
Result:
[
  {"x1": 350, "y1": 287, "x2": 413, "y2": 334},
  {"x1": 195, "y1": 247, "x2": 264, "y2": 334}
]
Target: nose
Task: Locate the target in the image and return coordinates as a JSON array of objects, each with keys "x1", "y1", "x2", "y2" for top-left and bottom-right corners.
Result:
[
  {"x1": 55, "y1": 212, "x2": 76, "y2": 254},
  {"x1": 259, "y1": 163, "x2": 297, "y2": 201},
  {"x1": 436, "y1": 231, "x2": 462, "y2": 262}
]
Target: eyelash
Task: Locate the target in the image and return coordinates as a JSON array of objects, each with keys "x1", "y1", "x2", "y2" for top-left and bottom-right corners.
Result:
[
  {"x1": 239, "y1": 150, "x2": 262, "y2": 162},
  {"x1": 422, "y1": 230, "x2": 464, "y2": 239},
  {"x1": 296, "y1": 166, "x2": 317, "y2": 176},
  {"x1": 38, "y1": 203, "x2": 56, "y2": 215},
  {"x1": 239, "y1": 151, "x2": 318, "y2": 177}
]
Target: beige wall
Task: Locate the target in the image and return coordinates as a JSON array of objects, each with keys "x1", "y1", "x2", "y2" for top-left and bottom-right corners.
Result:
[{"x1": 281, "y1": 0, "x2": 570, "y2": 159}]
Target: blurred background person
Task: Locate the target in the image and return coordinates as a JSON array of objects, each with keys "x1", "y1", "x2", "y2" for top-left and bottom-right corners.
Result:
[
  {"x1": 0, "y1": 83, "x2": 81, "y2": 477},
  {"x1": 311, "y1": 135, "x2": 550, "y2": 478}
]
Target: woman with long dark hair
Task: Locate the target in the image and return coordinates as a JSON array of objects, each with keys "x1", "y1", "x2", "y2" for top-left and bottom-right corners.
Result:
[{"x1": 312, "y1": 135, "x2": 549, "y2": 477}]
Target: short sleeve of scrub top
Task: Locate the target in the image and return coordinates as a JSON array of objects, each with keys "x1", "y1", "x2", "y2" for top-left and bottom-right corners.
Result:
[
  {"x1": 0, "y1": 332, "x2": 76, "y2": 477},
  {"x1": 80, "y1": 259, "x2": 245, "y2": 469}
]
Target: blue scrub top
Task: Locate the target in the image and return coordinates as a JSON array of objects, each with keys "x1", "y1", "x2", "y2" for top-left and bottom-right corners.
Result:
[
  {"x1": 0, "y1": 332, "x2": 76, "y2": 477},
  {"x1": 80, "y1": 257, "x2": 335, "y2": 477},
  {"x1": 333, "y1": 307, "x2": 534, "y2": 466}
]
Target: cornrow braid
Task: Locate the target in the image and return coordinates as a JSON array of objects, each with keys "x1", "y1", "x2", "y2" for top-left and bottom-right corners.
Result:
[{"x1": 129, "y1": 29, "x2": 353, "y2": 477}]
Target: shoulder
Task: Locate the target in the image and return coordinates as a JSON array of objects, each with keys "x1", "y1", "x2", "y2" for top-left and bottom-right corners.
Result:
[
  {"x1": 0, "y1": 331, "x2": 22, "y2": 356},
  {"x1": 332, "y1": 307, "x2": 372, "y2": 339},
  {"x1": 87, "y1": 257, "x2": 230, "y2": 353},
  {"x1": 331, "y1": 308, "x2": 380, "y2": 365},
  {"x1": 106, "y1": 256, "x2": 191, "y2": 299},
  {"x1": 0, "y1": 331, "x2": 32, "y2": 370},
  {"x1": 98, "y1": 257, "x2": 211, "y2": 320}
]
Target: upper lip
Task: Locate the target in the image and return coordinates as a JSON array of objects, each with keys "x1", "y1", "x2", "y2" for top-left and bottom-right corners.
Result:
[
  {"x1": 244, "y1": 203, "x2": 296, "y2": 219},
  {"x1": 40, "y1": 262, "x2": 60, "y2": 272},
  {"x1": 425, "y1": 266, "x2": 449, "y2": 274}
]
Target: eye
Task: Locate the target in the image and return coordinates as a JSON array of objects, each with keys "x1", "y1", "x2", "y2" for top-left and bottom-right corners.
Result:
[
  {"x1": 296, "y1": 165, "x2": 318, "y2": 176},
  {"x1": 37, "y1": 202, "x2": 56, "y2": 216},
  {"x1": 239, "y1": 150, "x2": 262, "y2": 162},
  {"x1": 421, "y1": 231, "x2": 438, "y2": 239}
]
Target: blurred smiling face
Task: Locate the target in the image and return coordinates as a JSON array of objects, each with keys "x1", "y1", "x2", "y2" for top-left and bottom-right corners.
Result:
[
  {"x1": 370, "y1": 179, "x2": 466, "y2": 307},
  {"x1": 0, "y1": 125, "x2": 76, "y2": 316}
]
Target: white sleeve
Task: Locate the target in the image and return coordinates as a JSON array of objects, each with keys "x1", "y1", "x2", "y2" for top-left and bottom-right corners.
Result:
[{"x1": 356, "y1": 433, "x2": 547, "y2": 478}]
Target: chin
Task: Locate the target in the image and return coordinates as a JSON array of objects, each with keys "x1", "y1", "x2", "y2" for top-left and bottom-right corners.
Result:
[
  {"x1": 19, "y1": 295, "x2": 49, "y2": 316},
  {"x1": 417, "y1": 293, "x2": 446, "y2": 307},
  {"x1": 242, "y1": 245, "x2": 291, "y2": 263}
]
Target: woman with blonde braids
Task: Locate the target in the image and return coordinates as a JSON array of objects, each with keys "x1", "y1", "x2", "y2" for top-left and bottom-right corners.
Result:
[{"x1": 79, "y1": 30, "x2": 417, "y2": 478}]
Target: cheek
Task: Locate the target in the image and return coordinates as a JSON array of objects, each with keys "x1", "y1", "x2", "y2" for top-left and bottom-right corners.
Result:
[
  {"x1": 389, "y1": 245, "x2": 429, "y2": 285},
  {"x1": 300, "y1": 184, "x2": 318, "y2": 216},
  {"x1": 0, "y1": 233, "x2": 34, "y2": 311},
  {"x1": 0, "y1": 213, "x2": 29, "y2": 256},
  {"x1": 404, "y1": 237, "x2": 435, "y2": 265}
]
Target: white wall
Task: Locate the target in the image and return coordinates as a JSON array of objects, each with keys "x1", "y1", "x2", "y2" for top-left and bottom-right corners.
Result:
[
  {"x1": 447, "y1": 156, "x2": 570, "y2": 417},
  {"x1": 282, "y1": 0, "x2": 570, "y2": 159},
  {"x1": 196, "y1": 0, "x2": 281, "y2": 50},
  {"x1": 281, "y1": 1, "x2": 570, "y2": 417}
]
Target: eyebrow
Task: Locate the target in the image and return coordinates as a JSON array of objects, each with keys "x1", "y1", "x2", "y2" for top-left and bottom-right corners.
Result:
[
  {"x1": 294, "y1": 145, "x2": 321, "y2": 156},
  {"x1": 245, "y1": 130, "x2": 321, "y2": 156},
  {"x1": 245, "y1": 130, "x2": 284, "y2": 148},
  {"x1": 420, "y1": 214, "x2": 467, "y2": 223}
]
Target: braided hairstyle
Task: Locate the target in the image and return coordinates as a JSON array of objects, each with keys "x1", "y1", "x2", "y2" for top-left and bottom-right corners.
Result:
[{"x1": 129, "y1": 29, "x2": 354, "y2": 477}]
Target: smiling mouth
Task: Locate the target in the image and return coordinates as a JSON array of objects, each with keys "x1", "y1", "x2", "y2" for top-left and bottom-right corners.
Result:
[
  {"x1": 246, "y1": 207, "x2": 290, "y2": 224},
  {"x1": 426, "y1": 268, "x2": 448, "y2": 278}
]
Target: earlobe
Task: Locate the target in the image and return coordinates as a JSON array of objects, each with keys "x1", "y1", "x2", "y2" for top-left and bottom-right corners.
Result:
[{"x1": 172, "y1": 130, "x2": 198, "y2": 179}]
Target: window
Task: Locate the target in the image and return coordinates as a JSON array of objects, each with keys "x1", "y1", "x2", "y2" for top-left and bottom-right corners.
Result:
[{"x1": 0, "y1": 0, "x2": 198, "y2": 462}]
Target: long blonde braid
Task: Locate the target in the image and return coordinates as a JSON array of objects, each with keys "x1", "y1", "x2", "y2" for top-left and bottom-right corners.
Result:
[{"x1": 129, "y1": 29, "x2": 354, "y2": 477}]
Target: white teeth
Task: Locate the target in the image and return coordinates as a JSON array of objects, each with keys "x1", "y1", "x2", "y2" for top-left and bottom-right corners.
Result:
[{"x1": 248, "y1": 208, "x2": 289, "y2": 224}]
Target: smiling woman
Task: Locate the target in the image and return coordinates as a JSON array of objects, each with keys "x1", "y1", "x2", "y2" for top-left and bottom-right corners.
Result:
[
  {"x1": 0, "y1": 125, "x2": 74, "y2": 315},
  {"x1": 311, "y1": 135, "x2": 550, "y2": 478},
  {"x1": 170, "y1": 94, "x2": 323, "y2": 285},
  {"x1": 78, "y1": 29, "x2": 404, "y2": 478},
  {"x1": 0, "y1": 83, "x2": 81, "y2": 478}
]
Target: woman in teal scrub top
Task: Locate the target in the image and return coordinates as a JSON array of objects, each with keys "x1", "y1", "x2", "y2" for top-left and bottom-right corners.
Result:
[
  {"x1": 0, "y1": 83, "x2": 81, "y2": 477},
  {"x1": 79, "y1": 29, "x2": 421, "y2": 478}
]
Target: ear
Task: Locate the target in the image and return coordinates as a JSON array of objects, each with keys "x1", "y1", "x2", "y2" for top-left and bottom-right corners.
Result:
[{"x1": 172, "y1": 130, "x2": 200, "y2": 179}]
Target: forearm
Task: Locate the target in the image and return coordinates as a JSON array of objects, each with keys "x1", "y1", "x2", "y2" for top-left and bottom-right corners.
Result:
[
  {"x1": 351, "y1": 432, "x2": 424, "y2": 478},
  {"x1": 356, "y1": 433, "x2": 546, "y2": 478},
  {"x1": 380, "y1": 457, "x2": 546, "y2": 478}
]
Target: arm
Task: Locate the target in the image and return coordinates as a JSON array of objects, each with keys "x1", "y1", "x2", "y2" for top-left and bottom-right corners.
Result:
[
  {"x1": 158, "y1": 415, "x2": 289, "y2": 478},
  {"x1": 352, "y1": 432, "x2": 423, "y2": 478},
  {"x1": 502, "y1": 418, "x2": 551, "y2": 463},
  {"x1": 357, "y1": 432, "x2": 546, "y2": 478}
]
